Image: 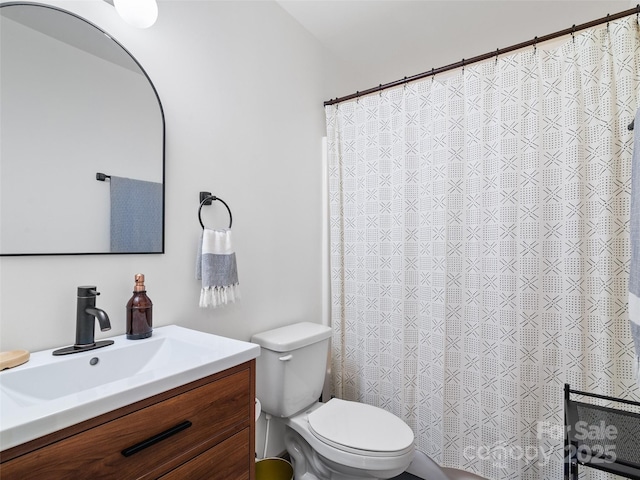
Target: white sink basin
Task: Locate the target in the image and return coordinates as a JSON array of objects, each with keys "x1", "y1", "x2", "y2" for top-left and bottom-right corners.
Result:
[{"x1": 0, "y1": 325, "x2": 260, "y2": 451}]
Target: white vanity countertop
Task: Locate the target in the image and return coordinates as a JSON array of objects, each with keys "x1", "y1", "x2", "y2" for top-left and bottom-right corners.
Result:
[{"x1": 0, "y1": 325, "x2": 260, "y2": 451}]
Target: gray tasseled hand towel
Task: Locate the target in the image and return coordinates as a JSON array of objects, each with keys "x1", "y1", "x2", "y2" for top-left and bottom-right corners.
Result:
[{"x1": 196, "y1": 228, "x2": 240, "y2": 308}]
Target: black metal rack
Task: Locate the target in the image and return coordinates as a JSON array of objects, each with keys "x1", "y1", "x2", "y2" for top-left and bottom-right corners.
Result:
[{"x1": 564, "y1": 384, "x2": 640, "y2": 480}]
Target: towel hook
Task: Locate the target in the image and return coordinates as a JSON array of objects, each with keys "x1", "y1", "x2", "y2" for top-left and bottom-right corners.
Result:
[{"x1": 198, "y1": 191, "x2": 232, "y2": 229}]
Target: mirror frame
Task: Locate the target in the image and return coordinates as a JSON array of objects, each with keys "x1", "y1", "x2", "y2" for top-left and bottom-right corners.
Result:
[{"x1": 0, "y1": 2, "x2": 165, "y2": 256}]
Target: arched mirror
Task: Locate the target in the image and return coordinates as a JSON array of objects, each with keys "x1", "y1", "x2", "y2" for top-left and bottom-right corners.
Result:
[{"x1": 0, "y1": 2, "x2": 165, "y2": 255}]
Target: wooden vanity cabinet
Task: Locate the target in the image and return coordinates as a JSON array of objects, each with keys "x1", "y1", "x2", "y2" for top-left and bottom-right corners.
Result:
[{"x1": 0, "y1": 360, "x2": 256, "y2": 480}]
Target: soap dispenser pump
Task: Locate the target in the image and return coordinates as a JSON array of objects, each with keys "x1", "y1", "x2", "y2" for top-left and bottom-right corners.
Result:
[{"x1": 126, "y1": 273, "x2": 153, "y2": 339}]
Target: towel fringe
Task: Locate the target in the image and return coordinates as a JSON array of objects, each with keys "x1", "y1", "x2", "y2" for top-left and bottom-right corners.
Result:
[{"x1": 200, "y1": 284, "x2": 241, "y2": 308}]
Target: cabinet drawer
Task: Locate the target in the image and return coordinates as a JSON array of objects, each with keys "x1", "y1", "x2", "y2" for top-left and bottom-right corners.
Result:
[
  {"x1": 160, "y1": 428, "x2": 250, "y2": 480},
  {"x1": 2, "y1": 368, "x2": 250, "y2": 479}
]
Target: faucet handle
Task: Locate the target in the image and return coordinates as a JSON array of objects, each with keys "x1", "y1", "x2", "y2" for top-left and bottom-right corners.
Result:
[{"x1": 78, "y1": 286, "x2": 100, "y2": 297}]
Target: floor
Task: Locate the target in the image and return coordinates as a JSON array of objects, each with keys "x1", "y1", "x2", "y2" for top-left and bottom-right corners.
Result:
[{"x1": 390, "y1": 473, "x2": 422, "y2": 480}]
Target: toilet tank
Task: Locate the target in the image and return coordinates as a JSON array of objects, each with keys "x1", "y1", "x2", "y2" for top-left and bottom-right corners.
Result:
[{"x1": 251, "y1": 322, "x2": 331, "y2": 418}]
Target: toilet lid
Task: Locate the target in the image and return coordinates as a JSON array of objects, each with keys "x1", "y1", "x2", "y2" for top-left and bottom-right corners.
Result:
[{"x1": 308, "y1": 398, "x2": 414, "y2": 455}]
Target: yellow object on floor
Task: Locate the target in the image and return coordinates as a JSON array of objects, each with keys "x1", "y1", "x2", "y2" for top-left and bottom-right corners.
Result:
[
  {"x1": 255, "y1": 457, "x2": 293, "y2": 480},
  {"x1": 0, "y1": 349, "x2": 30, "y2": 370}
]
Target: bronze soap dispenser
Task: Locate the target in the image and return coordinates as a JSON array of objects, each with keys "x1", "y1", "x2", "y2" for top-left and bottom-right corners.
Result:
[{"x1": 126, "y1": 273, "x2": 153, "y2": 339}]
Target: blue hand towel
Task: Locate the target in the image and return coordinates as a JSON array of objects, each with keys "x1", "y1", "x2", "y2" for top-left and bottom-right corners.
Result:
[
  {"x1": 196, "y1": 228, "x2": 240, "y2": 308},
  {"x1": 110, "y1": 176, "x2": 162, "y2": 253},
  {"x1": 629, "y1": 108, "x2": 640, "y2": 382}
]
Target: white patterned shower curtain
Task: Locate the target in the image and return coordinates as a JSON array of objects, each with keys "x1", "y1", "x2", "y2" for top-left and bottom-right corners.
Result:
[{"x1": 326, "y1": 17, "x2": 640, "y2": 480}]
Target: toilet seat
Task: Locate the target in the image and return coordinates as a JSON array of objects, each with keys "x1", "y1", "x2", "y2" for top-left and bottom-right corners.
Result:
[{"x1": 307, "y1": 399, "x2": 414, "y2": 457}]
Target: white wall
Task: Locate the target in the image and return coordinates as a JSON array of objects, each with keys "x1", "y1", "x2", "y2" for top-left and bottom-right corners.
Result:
[{"x1": 0, "y1": 0, "x2": 336, "y2": 353}]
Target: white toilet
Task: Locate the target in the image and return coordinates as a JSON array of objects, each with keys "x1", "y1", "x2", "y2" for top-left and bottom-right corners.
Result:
[{"x1": 251, "y1": 322, "x2": 415, "y2": 480}]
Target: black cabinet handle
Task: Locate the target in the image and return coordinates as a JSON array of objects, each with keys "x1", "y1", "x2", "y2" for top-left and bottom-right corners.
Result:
[{"x1": 121, "y1": 420, "x2": 192, "y2": 457}]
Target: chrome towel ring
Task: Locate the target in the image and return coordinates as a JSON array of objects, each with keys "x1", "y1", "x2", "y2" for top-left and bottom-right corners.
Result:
[{"x1": 198, "y1": 191, "x2": 232, "y2": 229}]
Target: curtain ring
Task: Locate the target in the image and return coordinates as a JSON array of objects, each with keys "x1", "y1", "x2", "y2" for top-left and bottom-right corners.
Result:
[
  {"x1": 431, "y1": 67, "x2": 435, "y2": 82},
  {"x1": 606, "y1": 13, "x2": 610, "y2": 32},
  {"x1": 379, "y1": 84, "x2": 382, "y2": 97},
  {"x1": 461, "y1": 58, "x2": 465, "y2": 74},
  {"x1": 495, "y1": 48, "x2": 499, "y2": 64},
  {"x1": 571, "y1": 24, "x2": 576, "y2": 43},
  {"x1": 533, "y1": 36, "x2": 538, "y2": 54}
]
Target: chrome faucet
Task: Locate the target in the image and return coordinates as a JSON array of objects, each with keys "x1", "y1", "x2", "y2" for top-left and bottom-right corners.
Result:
[{"x1": 53, "y1": 286, "x2": 115, "y2": 356}]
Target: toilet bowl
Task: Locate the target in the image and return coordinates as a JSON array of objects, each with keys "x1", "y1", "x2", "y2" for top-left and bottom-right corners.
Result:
[
  {"x1": 284, "y1": 399, "x2": 414, "y2": 480},
  {"x1": 251, "y1": 322, "x2": 415, "y2": 480}
]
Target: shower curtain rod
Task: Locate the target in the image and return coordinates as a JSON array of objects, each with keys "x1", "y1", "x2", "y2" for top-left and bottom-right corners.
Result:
[{"x1": 324, "y1": 5, "x2": 640, "y2": 106}]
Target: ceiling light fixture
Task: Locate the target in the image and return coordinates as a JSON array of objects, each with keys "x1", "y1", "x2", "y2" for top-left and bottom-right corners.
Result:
[{"x1": 105, "y1": 0, "x2": 158, "y2": 29}]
